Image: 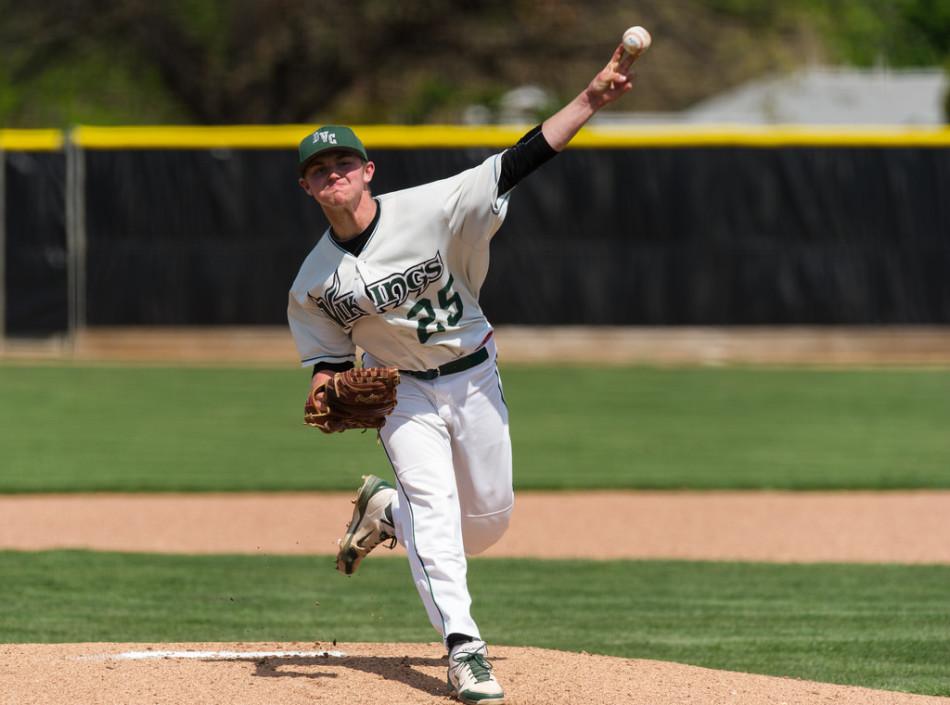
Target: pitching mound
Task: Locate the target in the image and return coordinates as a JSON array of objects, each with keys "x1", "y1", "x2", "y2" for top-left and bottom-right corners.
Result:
[{"x1": 2, "y1": 642, "x2": 946, "y2": 705}]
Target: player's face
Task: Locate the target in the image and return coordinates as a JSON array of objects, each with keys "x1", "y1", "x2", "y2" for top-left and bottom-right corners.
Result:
[{"x1": 299, "y1": 150, "x2": 375, "y2": 209}]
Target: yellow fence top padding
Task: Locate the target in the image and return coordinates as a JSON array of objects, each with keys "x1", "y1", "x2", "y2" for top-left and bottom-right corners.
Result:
[
  {"x1": 0, "y1": 129, "x2": 64, "y2": 151},
  {"x1": 72, "y1": 124, "x2": 530, "y2": 149},
  {"x1": 56, "y1": 124, "x2": 950, "y2": 150},
  {"x1": 621, "y1": 124, "x2": 950, "y2": 147}
]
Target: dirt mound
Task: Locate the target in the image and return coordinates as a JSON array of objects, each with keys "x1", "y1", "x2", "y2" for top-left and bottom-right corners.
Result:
[{"x1": 2, "y1": 641, "x2": 946, "y2": 705}]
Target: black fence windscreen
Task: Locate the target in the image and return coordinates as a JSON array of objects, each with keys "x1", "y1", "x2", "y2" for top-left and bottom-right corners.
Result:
[
  {"x1": 61, "y1": 144, "x2": 950, "y2": 326},
  {"x1": 484, "y1": 146, "x2": 950, "y2": 324},
  {"x1": 4, "y1": 151, "x2": 67, "y2": 336},
  {"x1": 84, "y1": 148, "x2": 316, "y2": 325}
]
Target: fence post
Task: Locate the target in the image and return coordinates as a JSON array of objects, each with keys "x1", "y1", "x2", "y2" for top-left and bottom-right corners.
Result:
[
  {"x1": 0, "y1": 145, "x2": 6, "y2": 349},
  {"x1": 65, "y1": 129, "x2": 87, "y2": 346}
]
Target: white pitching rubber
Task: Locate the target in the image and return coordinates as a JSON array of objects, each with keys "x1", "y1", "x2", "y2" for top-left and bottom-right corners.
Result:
[
  {"x1": 622, "y1": 26, "x2": 652, "y2": 56},
  {"x1": 80, "y1": 649, "x2": 348, "y2": 661}
]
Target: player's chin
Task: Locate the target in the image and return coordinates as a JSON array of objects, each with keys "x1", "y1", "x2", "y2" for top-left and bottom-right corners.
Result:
[{"x1": 318, "y1": 189, "x2": 353, "y2": 208}]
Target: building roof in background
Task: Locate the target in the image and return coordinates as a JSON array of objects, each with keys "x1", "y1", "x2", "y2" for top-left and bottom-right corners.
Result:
[{"x1": 592, "y1": 67, "x2": 948, "y2": 125}]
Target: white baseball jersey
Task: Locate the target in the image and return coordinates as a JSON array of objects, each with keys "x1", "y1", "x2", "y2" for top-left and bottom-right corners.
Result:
[{"x1": 288, "y1": 153, "x2": 510, "y2": 370}]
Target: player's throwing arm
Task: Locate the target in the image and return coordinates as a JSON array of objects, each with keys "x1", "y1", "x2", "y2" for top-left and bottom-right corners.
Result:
[{"x1": 541, "y1": 26, "x2": 652, "y2": 151}]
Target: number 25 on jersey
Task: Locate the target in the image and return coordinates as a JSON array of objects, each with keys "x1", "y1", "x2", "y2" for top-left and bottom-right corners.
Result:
[{"x1": 407, "y1": 275, "x2": 463, "y2": 344}]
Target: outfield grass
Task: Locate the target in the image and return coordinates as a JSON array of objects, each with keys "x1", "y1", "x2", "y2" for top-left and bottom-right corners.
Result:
[
  {"x1": 0, "y1": 364, "x2": 948, "y2": 491},
  {"x1": 1, "y1": 551, "x2": 947, "y2": 696}
]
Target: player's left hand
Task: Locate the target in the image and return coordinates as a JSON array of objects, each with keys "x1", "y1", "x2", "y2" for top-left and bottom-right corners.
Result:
[
  {"x1": 304, "y1": 367, "x2": 401, "y2": 433},
  {"x1": 585, "y1": 44, "x2": 636, "y2": 109}
]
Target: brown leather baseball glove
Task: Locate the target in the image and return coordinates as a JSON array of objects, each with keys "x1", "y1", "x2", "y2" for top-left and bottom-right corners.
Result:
[{"x1": 304, "y1": 367, "x2": 401, "y2": 433}]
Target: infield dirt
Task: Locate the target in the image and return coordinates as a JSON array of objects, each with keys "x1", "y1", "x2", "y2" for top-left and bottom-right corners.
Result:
[{"x1": 2, "y1": 490, "x2": 949, "y2": 564}]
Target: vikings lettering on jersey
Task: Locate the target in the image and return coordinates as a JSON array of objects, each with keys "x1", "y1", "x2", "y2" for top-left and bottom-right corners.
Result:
[
  {"x1": 309, "y1": 271, "x2": 367, "y2": 329},
  {"x1": 366, "y1": 252, "x2": 444, "y2": 312}
]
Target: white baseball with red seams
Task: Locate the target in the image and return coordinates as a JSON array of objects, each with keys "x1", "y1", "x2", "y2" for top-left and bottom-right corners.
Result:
[{"x1": 622, "y1": 26, "x2": 652, "y2": 56}]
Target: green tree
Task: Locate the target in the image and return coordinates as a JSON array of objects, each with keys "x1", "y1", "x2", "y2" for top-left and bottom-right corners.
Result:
[{"x1": 2, "y1": 0, "x2": 947, "y2": 126}]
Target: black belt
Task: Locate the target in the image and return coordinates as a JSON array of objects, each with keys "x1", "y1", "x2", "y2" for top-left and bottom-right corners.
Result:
[{"x1": 401, "y1": 347, "x2": 489, "y2": 380}]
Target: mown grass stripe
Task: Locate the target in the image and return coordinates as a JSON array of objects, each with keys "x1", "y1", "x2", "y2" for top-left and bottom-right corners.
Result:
[
  {"x1": 1, "y1": 365, "x2": 946, "y2": 492},
  {"x1": 1, "y1": 551, "x2": 947, "y2": 696}
]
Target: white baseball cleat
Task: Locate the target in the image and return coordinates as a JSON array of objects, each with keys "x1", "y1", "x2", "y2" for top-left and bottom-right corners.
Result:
[
  {"x1": 335, "y1": 474, "x2": 397, "y2": 575},
  {"x1": 447, "y1": 640, "x2": 505, "y2": 704}
]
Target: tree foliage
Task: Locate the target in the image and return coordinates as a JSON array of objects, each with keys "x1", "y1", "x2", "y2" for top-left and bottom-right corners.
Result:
[{"x1": 0, "y1": 0, "x2": 947, "y2": 127}]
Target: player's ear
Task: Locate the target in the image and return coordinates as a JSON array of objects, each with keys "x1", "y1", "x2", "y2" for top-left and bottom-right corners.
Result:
[
  {"x1": 362, "y1": 160, "x2": 375, "y2": 186},
  {"x1": 298, "y1": 176, "x2": 312, "y2": 196}
]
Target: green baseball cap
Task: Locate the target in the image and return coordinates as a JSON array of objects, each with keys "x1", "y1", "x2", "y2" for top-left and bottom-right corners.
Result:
[{"x1": 298, "y1": 125, "x2": 368, "y2": 174}]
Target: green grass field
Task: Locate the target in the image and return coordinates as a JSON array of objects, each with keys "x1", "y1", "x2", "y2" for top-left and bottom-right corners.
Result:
[
  {"x1": 0, "y1": 364, "x2": 948, "y2": 491},
  {"x1": 2, "y1": 362, "x2": 948, "y2": 697},
  {"x1": 1, "y1": 551, "x2": 948, "y2": 697}
]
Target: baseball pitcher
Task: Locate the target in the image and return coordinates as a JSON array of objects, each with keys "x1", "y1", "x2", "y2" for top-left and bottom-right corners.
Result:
[{"x1": 288, "y1": 37, "x2": 644, "y2": 705}]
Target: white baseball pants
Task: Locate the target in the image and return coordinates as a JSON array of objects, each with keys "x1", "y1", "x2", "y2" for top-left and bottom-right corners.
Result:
[{"x1": 369, "y1": 340, "x2": 513, "y2": 641}]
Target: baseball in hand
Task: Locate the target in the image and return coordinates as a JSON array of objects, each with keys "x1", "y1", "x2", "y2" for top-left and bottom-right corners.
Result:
[{"x1": 622, "y1": 26, "x2": 652, "y2": 56}]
